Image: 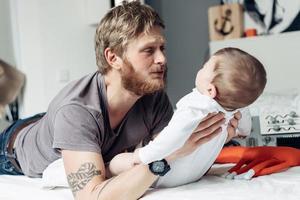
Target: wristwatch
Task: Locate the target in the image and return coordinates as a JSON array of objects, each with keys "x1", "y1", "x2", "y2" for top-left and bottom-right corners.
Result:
[{"x1": 148, "y1": 159, "x2": 171, "y2": 176}]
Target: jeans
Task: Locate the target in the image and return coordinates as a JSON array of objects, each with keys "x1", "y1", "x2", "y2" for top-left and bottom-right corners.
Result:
[{"x1": 0, "y1": 113, "x2": 45, "y2": 175}]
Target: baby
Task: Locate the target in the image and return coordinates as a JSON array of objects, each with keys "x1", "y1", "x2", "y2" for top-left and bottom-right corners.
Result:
[{"x1": 109, "y1": 47, "x2": 267, "y2": 188}]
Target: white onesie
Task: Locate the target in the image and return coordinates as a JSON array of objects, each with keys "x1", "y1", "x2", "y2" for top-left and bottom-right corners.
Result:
[{"x1": 139, "y1": 88, "x2": 251, "y2": 188}]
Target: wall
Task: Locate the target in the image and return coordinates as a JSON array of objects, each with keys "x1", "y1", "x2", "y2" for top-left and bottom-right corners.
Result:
[
  {"x1": 0, "y1": 0, "x2": 15, "y2": 65},
  {"x1": 8, "y1": 0, "x2": 110, "y2": 117},
  {"x1": 147, "y1": 0, "x2": 219, "y2": 106}
]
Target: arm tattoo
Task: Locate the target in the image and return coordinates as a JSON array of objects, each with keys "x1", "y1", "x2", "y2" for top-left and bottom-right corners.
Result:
[{"x1": 67, "y1": 162, "x2": 101, "y2": 197}]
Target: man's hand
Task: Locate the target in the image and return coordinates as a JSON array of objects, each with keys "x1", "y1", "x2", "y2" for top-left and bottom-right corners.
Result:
[{"x1": 166, "y1": 112, "x2": 225, "y2": 162}]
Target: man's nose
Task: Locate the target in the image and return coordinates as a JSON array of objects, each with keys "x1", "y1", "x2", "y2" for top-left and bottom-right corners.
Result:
[{"x1": 154, "y1": 50, "x2": 166, "y2": 66}]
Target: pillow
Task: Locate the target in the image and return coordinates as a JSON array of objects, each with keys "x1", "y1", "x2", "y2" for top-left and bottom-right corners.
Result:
[
  {"x1": 249, "y1": 92, "x2": 299, "y2": 116},
  {"x1": 42, "y1": 158, "x2": 69, "y2": 189}
]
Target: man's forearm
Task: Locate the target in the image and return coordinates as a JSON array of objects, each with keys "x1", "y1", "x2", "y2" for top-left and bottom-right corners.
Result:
[{"x1": 92, "y1": 164, "x2": 157, "y2": 200}]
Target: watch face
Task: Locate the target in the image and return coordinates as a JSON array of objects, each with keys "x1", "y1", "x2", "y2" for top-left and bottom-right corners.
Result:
[
  {"x1": 152, "y1": 161, "x2": 164, "y2": 173},
  {"x1": 149, "y1": 159, "x2": 171, "y2": 176}
]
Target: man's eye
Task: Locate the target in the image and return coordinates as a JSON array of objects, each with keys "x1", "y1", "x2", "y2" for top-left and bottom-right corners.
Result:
[
  {"x1": 160, "y1": 46, "x2": 165, "y2": 52},
  {"x1": 144, "y1": 48, "x2": 154, "y2": 54}
]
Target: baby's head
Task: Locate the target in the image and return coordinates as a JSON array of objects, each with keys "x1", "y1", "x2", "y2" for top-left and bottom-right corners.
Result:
[{"x1": 196, "y1": 47, "x2": 267, "y2": 110}]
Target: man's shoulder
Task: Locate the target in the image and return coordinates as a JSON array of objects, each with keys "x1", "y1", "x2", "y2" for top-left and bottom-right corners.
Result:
[{"x1": 48, "y1": 71, "x2": 104, "y2": 120}]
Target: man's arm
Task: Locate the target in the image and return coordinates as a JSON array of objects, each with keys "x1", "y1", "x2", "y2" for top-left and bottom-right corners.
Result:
[
  {"x1": 62, "y1": 112, "x2": 228, "y2": 200},
  {"x1": 62, "y1": 150, "x2": 158, "y2": 200}
]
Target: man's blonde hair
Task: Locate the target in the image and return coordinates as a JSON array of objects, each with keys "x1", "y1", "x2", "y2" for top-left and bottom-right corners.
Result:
[
  {"x1": 95, "y1": 1, "x2": 164, "y2": 74},
  {"x1": 211, "y1": 47, "x2": 267, "y2": 110}
]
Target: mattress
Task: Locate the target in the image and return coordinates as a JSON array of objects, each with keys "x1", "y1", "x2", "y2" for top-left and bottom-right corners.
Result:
[{"x1": 1, "y1": 164, "x2": 300, "y2": 200}]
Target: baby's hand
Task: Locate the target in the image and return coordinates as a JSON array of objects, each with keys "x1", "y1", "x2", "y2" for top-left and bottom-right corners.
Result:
[{"x1": 109, "y1": 152, "x2": 136, "y2": 176}]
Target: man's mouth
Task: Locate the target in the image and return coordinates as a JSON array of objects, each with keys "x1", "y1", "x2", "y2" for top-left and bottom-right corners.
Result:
[{"x1": 150, "y1": 70, "x2": 164, "y2": 78}]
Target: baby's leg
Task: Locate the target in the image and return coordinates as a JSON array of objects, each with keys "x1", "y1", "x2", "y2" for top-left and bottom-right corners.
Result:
[{"x1": 153, "y1": 130, "x2": 227, "y2": 188}]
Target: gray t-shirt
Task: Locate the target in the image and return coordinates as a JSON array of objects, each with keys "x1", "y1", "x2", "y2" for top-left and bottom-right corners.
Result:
[{"x1": 15, "y1": 72, "x2": 173, "y2": 177}]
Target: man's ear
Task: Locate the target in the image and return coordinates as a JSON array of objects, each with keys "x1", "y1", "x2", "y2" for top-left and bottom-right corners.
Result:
[
  {"x1": 207, "y1": 83, "x2": 217, "y2": 98},
  {"x1": 104, "y1": 48, "x2": 122, "y2": 70}
]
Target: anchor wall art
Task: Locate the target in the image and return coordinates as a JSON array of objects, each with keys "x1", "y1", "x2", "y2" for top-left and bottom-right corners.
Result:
[{"x1": 208, "y1": 3, "x2": 244, "y2": 41}]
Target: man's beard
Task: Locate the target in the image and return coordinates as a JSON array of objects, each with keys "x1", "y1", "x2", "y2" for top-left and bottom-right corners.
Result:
[{"x1": 120, "y1": 59, "x2": 167, "y2": 96}]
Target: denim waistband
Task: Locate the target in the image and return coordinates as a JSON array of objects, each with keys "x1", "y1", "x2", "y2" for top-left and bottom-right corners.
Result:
[{"x1": 0, "y1": 113, "x2": 45, "y2": 175}]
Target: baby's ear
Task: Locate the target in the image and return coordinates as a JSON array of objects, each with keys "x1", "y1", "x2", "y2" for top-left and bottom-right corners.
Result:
[{"x1": 207, "y1": 83, "x2": 217, "y2": 98}]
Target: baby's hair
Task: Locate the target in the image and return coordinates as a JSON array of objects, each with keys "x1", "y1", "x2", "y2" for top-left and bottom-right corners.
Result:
[{"x1": 212, "y1": 47, "x2": 267, "y2": 110}]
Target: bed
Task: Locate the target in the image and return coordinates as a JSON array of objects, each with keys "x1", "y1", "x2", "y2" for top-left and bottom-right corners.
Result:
[
  {"x1": 142, "y1": 164, "x2": 300, "y2": 200},
  {"x1": 1, "y1": 164, "x2": 300, "y2": 200}
]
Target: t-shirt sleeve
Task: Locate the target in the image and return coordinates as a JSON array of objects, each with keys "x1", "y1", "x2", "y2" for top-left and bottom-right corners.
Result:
[
  {"x1": 52, "y1": 104, "x2": 102, "y2": 154},
  {"x1": 150, "y1": 91, "x2": 174, "y2": 135}
]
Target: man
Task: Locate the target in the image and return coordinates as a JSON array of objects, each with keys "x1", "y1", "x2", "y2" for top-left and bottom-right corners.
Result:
[{"x1": 0, "y1": 1, "x2": 240, "y2": 199}]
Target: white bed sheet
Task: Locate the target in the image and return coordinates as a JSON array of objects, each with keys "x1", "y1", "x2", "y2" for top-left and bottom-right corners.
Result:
[
  {"x1": 0, "y1": 175, "x2": 72, "y2": 200},
  {"x1": 1, "y1": 164, "x2": 300, "y2": 200},
  {"x1": 142, "y1": 164, "x2": 300, "y2": 200}
]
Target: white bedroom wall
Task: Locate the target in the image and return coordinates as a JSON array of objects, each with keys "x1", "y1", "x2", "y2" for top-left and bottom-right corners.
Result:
[
  {"x1": 8, "y1": 0, "x2": 110, "y2": 117},
  {"x1": 146, "y1": 0, "x2": 219, "y2": 106},
  {"x1": 0, "y1": 0, "x2": 15, "y2": 65}
]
